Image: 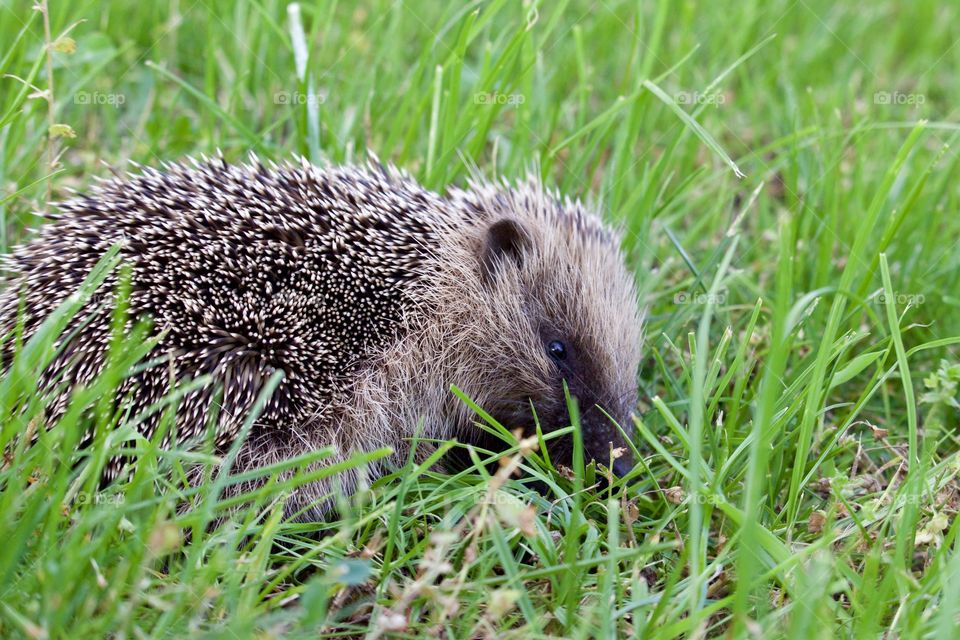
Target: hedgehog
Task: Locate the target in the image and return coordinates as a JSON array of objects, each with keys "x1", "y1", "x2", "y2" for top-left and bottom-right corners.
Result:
[{"x1": 0, "y1": 155, "x2": 644, "y2": 520}]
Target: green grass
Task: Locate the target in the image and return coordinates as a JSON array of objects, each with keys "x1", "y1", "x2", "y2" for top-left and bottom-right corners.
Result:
[{"x1": 2, "y1": 0, "x2": 960, "y2": 637}]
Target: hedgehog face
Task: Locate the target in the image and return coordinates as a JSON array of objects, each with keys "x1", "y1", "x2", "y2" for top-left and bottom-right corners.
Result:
[{"x1": 468, "y1": 197, "x2": 643, "y2": 479}]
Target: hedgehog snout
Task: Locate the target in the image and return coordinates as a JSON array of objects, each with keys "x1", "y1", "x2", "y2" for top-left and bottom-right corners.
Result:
[{"x1": 578, "y1": 401, "x2": 635, "y2": 478}]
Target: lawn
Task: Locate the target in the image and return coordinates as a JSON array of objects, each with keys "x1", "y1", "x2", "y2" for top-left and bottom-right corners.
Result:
[{"x1": 1, "y1": 0, "x2": 959, "y2": 637}]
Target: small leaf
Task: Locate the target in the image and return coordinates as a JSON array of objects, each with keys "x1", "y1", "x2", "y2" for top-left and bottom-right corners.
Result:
[
  {"x1": 493, "y1": 490, "x2": 537, "y2": 537},
  {"x1": 808, "y1": 510, "x2": 827, "y2": 534},
  {"x1": 929, "y1": 512, "x2": 949, "y2": 533},
  {"x1": 870, "y1": 425, "x2": 889, "y2": 439},
  {"x1": 489, "y1": 588, "x2": 521, "y2": 617},
  {"x1": 147, "y1": 522, "x2": 182, "y2": 557},
  {"x1": 664, "y1": 486, "x2": 685, "y2": 504},
  {"x1": 328, "y1": 558, "x2": 372, "y2": 586},
  {"x1": 299, "y1": 577, "x2": 330, "y2": 629},
  {"x1": 52, "y1": 36, "x2": 77, "y2": 54},
  {"x1": 830, "y1": 350, "x2": 884, "y2": 389},
  {"x1": 49, "y1": 123, "x2": 76, "y2": 139}
]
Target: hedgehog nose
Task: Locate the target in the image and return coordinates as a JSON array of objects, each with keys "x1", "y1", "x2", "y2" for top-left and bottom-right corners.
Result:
[{"x1": 612, "y1": 456, "x2": 634, "y2": 479}]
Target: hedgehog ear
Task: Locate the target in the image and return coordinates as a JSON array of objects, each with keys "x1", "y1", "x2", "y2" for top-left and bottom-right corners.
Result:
[{"x1": 481, "y1": 218, "x2": 531, "y2": 284}]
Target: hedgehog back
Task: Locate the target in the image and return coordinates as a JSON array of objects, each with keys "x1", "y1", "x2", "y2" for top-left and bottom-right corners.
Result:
[{"x1": 0, "y1": 158, "x2": 452, "y2": 456}]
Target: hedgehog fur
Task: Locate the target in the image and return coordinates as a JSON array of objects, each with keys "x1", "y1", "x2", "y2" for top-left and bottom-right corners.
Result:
[{"x1": 0, "y1": 155, "x2": 644, "y2": 520}]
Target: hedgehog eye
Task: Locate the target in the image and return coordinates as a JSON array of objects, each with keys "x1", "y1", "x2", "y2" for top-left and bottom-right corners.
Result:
[{"x1": 547, "y1": 340, "x2": 567, "y2": 361}]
